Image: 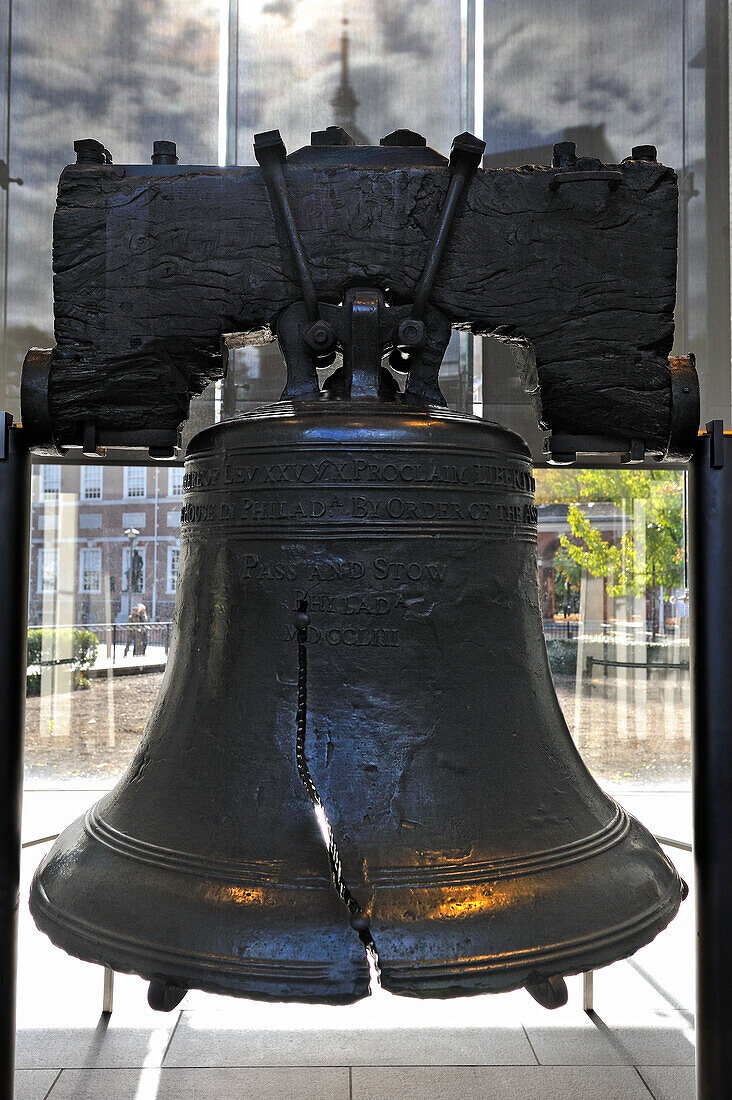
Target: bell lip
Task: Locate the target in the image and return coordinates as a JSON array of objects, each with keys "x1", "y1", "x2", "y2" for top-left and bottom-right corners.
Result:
[
  {"x1": 29, "y1": 875, "x2": 371, "y2": 1007},
  {"x1": 376, "y1": 874, "x2": 685, "y2": 999},
  {"x1": 185, "y1": 399, "x2": 532, "y2": 464},
  {"x1": 30, "y1": 867, "x2": 684, "y2": 1004}
]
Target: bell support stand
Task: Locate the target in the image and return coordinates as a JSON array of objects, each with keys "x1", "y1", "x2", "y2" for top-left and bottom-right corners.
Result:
[
  {"x1": 0, "y1": 415, "x2": 30, "y2": 1100},
  {"x1": 0, "y1": 124, "x2": 722, "y2": 1092},
  {"x1": 689, "y1": 420, "x2": 732, "y2": 1100}
]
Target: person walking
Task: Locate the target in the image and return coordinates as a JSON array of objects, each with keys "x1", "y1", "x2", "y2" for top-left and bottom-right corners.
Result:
[
  {"x1": 124, "y1": 605, "x2": 139, "y2": 657},
  {"x1": 135, "y1": 603, "x2": 149, "y2": 657}
]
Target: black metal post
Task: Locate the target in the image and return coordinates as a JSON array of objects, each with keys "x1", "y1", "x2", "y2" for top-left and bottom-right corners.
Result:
[
  {"x1": 690, "y1": 421, "x2": 732, "y2": 1098},
  {"x1": 0, "y1": 415, "x2": 30, "y2": 1100}
]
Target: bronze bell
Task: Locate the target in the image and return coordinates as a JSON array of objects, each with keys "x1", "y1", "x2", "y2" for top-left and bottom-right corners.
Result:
[
  {"x1": 29, "y1": 126, "x2": 685, "y2": 1006},
  {"x1": 29, "y1": 382, "x2": 685, "y2": 1009}
]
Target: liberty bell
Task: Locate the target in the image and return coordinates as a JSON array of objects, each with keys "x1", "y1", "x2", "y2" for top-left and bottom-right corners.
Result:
[{"x1": 29, "y1": 127, "x2": 686, "y2": 1011}]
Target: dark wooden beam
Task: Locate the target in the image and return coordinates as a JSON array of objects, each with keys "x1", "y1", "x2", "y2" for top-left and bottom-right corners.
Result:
[{"x1": 46, "y1": 157, "x2": 678, "y2": 453}]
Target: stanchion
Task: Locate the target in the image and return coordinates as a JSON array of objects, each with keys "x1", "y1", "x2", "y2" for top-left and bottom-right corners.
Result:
[
  {"x1": 690, "y1": 420, "x2": 732, "y2": 1099},
  {"x1": 0, "y1": 415, "x2": 30, "y2": 1100}
]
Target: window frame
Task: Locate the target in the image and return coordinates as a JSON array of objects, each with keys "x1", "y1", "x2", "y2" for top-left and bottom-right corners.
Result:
[
  {"x1": 81, "y1": 465, "x2": 103, "y2": 500},
  {"x1": 41, "y1": 466, "x2": 61, "y2": 497},
  {"x1": 79, "y1": 547, "x2": 102, "y2": 594},
  {"x1": 168, "y1": 467, "x2": 184, "y2": 497},
  {"x1": 167, "y1": 545, "x2": 180, "y2": 593},
  {"x1": 37, "y1": 546, "x2": 59, "y2": 593},
  {"x1": 123, "y1": 467, "x2": 147, "y2": 499}
]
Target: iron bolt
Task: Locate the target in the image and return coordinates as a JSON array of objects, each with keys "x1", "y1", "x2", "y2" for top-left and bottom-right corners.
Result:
[
  {"x1": 631, "y1": 144, "x2": 657, "y2": 162},
  {"x1": 350, "y1": 911, "x2": 371, "y2": 932},
  {"x1": 449, "y1": 131, "x2": 486, "y2": 175},
  {"x1": 311, "y1": 126, "x2": 355, "y2": 147},
  {"x1": 74, "y1": 139, "x2": 111, "y2": 165},
  {"x1": 397, "y1": 318, "x2": 425, "y2": 348},
  {"x1": 380, "y1": 129, "x2": 427, "y2": 148},
  {"x1": 303, "y1": 320, "x2": 336, "y2": 355},
  {"x1": 293, "y1": 611, "x2": 310, "y2": 631},
  {"x1": 152, "y1": 141, "x2": 178, "y2": 165},
  {"x1": 552, "y1": 141, "x2": 577, "y2": 169}
]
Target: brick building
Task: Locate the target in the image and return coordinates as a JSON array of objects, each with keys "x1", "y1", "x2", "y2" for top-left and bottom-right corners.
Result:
[{"x1": 28, "y1": 462, "x2": 183, "y2": 628}]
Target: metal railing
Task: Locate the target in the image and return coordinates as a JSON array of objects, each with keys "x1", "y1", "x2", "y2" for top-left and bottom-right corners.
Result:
[{"x1": 27, "y1": 621, "x2": 173, "y2": 668}]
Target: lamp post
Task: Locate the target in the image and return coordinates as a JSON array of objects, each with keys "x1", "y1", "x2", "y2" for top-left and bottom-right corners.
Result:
[{"x1": 123, "y1": 527, "x2": 139, "y2": 619}]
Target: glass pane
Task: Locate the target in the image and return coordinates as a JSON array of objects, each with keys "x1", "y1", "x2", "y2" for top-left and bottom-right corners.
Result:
[
  {"x1": 1, "y1": 0, "x2": 220, "y2": 423},
  {"x1": 222, "y1": 0, "x2": 472, "y2": 418},
  {"x1": 536, "y1": 466, "x2": 690, "y2": 801},
  {"x1": 479, "y1": 0, "x2": 723, "y2": 444},
  {"x1": 25, "y1": 465, "x2": 180, "y2": 788},
  {"x1": 231, "y1": 1, "x2": 464, "y2": 165}
]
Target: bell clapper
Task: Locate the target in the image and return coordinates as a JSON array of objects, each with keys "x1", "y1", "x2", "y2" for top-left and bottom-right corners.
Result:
[{"x1": 525, "y1": 974, "x2": 569, "y2": 1010}]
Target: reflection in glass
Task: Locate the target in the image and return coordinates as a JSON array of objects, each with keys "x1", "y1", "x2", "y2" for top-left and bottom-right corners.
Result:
[{"x1": 536, "y1": 467, "x2": 690, "y2": 792}]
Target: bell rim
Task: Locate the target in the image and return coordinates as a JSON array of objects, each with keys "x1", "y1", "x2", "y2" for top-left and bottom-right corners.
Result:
[{"x1": 30, "y1": 868, "x2": 683, "y2": 1003}]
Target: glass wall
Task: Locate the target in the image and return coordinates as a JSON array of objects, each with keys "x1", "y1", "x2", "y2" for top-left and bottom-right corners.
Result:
[
  {"x1": 0, "y1": 1, "x2": 722, "y2": 838},
  {"x1": 535, "y1": 467, "x2": 690, "y2": 792}
]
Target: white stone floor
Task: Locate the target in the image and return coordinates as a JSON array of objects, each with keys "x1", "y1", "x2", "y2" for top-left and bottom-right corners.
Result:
[{"x1": 15, "y1": 789, "x2": 696, "y2": 1099}]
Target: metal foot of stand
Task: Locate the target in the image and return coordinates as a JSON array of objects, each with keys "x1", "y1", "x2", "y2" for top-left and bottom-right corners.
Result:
[
  {"x1": 102, "y1": 968, "x2": 114, "y2": 1016},
  {"x1": 0, "y1": 416, "x2": 30, "y2": 1100},
  {"x1": 690, "y1": 421, "x2": 732, "y2": 1099},
  {"x1": 583, "y1": 971, "x2": 594, "y2": 1013}
]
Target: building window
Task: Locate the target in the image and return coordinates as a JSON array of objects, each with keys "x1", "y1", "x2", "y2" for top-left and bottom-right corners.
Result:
[
  {"x1": 124, "y1": 467, "x2": 146, "y2": 498},
  {"x1": 167, "y1": 545, "x2": 180, "y2": 593},
  {"x1": 81, "y1": 466, "x2": 102, "y2": 499},
  {"x1": 122, "y1": 546, "x2": 146, "y2": 593},
  {"x1": 168, "y1": 467, "x2": 184, "y2": 496},
  {"x1": 41, "y1": 466, "x2": 61, "y2": 497},
  {"x1": 79, "y1": 548, "x2": 102, "y2": 593},
  {"x1": 38, "y1": 548, "x2": 58, "y2": 592},
  {"x1": 122, "y1": 512, "x2": 146, "y2": 529}
]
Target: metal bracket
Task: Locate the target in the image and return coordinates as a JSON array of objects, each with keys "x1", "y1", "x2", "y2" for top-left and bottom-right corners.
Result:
[
  {"x1": 549, "y1": 169, "x2": 622, "y2": 191},
  {"x1": 708, "y1": 419, "x2": 725, "y2": 469},
  {"x1": 666, "y1": 354, "x2": 700, "y2": 461},
  {"x1": 410, "y1": 131, "x2": 486, "y2": 320},
  {"x1": 254, "y1": 130, "x2": 335, "y2": 359},
  {"x1": 264, "y1": 129, "x2": 483, "y2": 408},
  {"x1": 543, "y1": 432, "x2": 646, "y2": 465}
]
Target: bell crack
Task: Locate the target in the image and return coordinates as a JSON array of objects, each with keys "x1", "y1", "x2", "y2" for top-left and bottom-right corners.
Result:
[{"x1": 292, "y1": 599, "x2": 382, "y2": 990}]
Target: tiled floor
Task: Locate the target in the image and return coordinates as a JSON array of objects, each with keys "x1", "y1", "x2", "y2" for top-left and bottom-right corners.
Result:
[{"x1": 15, "y1": 789, "x2": 696, "y2": 1099}]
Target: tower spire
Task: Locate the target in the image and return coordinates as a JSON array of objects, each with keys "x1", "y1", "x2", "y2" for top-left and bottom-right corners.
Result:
[{"x1": 330, "y1": 18, "x2": 369, "y2": 144}]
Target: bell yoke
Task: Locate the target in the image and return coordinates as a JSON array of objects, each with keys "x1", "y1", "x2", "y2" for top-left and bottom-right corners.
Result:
[{"x1": 29, "y1": 125, "x2": 690, "y2": 1011}]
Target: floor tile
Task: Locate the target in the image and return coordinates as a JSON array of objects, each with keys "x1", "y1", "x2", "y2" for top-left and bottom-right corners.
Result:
[
  {"x1": 164, "y1": 1018, "x2": 535, "y2": 1067},
  {"x1": 13, "y1": 1069, "x2": 60, "y2": 1100},
  {"x1": 47, "y1": 1067, "x2": 349, "y2": 1099},
  {"x1": 610, "y1": 1026, "x2": 695, "y2": 1066},
  {"x1": 637, "y1": 1065, "x2": 696, "y2": 1100},
  {"x1": 524, "y1": 1017, "x2": 631, "y2": 1065},
  {"x1": 15, "y1": 1025, "x2": 176, "y2": 1071},
  {"x1": 351, "y1": 1065, "x2": 655, "y2": 1100}
]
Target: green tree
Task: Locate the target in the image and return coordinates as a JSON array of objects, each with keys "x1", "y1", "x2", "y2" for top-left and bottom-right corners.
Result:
[{"x1": 535, "y1": 468, "x2": 684, "y2": 626}]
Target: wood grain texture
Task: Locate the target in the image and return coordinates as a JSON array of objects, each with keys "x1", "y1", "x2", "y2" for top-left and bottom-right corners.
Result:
[{"x1": 49, "y1": 158, "x2": 677, "y2": 451}]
